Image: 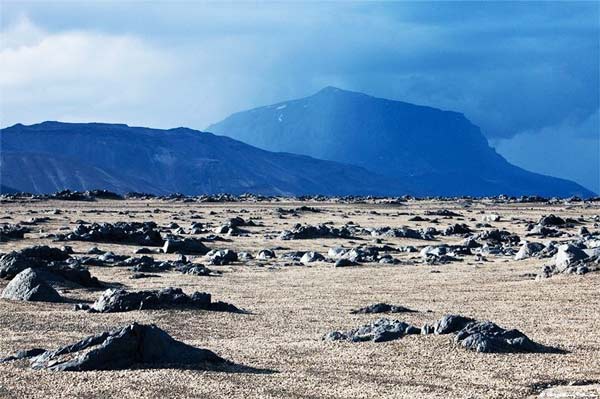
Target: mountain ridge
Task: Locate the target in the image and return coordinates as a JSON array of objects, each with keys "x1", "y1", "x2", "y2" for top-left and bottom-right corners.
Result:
[
  {"x1": 0, "y1": 121, "x2": 407, "y2": 196},
  {"x1": 208, "y1": 87, "x2": 594, "y2": 197}
]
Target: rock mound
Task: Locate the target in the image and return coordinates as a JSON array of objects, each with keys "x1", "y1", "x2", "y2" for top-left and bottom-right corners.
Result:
[
  {"x1": 455, "y1": 321, "x2": 548, "y2": 353},
  {"x1": 28, "y1": 323, "x2": 229, "y2": 371},
  {"x1": 426, "y1": 314, "x2": 563, "y2": 353},
  {"x1": 1, "y1": 268, "x2": 62, "y2": 302}
]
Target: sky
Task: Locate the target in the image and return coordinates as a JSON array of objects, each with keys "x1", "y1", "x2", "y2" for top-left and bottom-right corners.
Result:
[{"x1": 1, "y1": 1, "x2": 598, "y2": 192}]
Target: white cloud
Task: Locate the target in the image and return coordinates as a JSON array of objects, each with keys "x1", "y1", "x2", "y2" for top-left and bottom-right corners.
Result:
[{"x1": 0, "y1": 17, "x2": 174, "y2": 126}]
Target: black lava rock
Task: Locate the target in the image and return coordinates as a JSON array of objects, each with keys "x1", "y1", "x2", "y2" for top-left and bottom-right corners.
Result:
[
  {"x1": 1, "y1": 268, "x2": 62, "y2": 302},
  {"x1": 324, "y1": 318, "x2": 421, "y2": 342},
  {"x1": 77, "y1": 287, "x2": 244, "y2": 313},
  {"x1": 351, "y1": 303, "x2": 416, "y2": 314},
  {"x1": 28, "y1": 323, "x2": 230, "y2": 371}
]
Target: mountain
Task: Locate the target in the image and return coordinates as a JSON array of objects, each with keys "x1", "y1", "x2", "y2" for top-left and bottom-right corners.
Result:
[
  {"x1": 208, "y1": 87, "x2": 594, "y2": 197},
  {"x1": 0, "y1": 121, "x2": 405, "y2": 196}
]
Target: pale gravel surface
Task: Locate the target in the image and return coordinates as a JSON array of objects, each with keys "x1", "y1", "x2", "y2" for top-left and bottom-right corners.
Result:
[{"x1": 0, "y1": 198, "x2": 598, "y2": 398}]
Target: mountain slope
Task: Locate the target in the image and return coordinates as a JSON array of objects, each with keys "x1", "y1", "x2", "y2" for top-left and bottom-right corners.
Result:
[
  {"x1": 0, "y1": 121, "x2": 406, "y2": 196},
  {"x1": 208, "y1": 87, "x2": 594, "y2": 197}
]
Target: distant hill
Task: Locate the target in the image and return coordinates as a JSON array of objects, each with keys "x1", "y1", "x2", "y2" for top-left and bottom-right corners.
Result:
[
  {"x1": 0, "y1": 121, "x2": 406, "y2": 196},
  {"x1": 208, "y1": 87, "x2": 594, "y2": 197}
]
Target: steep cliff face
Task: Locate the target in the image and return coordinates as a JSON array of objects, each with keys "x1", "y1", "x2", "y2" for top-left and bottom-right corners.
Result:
[
  {"x1": 0, "y1": 121, "x2": 404, "y2": 196},
  {"x1": 209, "y1": 87, "x2": 593, "y2": 197}
]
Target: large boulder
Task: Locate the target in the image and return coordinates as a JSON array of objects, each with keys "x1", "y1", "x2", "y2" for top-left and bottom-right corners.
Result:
[
  {"x1": 257, "y1": 249, "x2": 276, "y2": 260},
  {"x1": 514, "y1": 242, "x2": 545, "y2": 260},
  {"x1": 554, "y1": 244, "x2": 588, "y2": 271},
  {"x1": 28, "y1": 323, "x2": 230, "y2": 371},
  {"x1": 539, "y1": 244, "x2": 597, "y2": 278},
  {"x1": 334, "y1": 258, "x2": 358, "y2": 267},
  {"x1": 455, "y1": 321, "x2": 555, "y2": 353},
  {"x1": 162, "y1": 238, "x2": 210, "y2": 255},
  {"x1": 1, "y1": 268, "x2": 62, "y2": 302},
  {"x1": 432, "y1": 314, "x2": 475, "y2": 334},
  {"x1": 538, "y1": 214, "x2": 566, "y2": 226},
  {"x1": 300, "y1": 251, "x2": 325, "y2": 264}
]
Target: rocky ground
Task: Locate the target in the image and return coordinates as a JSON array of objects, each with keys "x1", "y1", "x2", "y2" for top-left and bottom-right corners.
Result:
[{"x1": 0, "y1": 195, "x2": 599, "y2": 398}]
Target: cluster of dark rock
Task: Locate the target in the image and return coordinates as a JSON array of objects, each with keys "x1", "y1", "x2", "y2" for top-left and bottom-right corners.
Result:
[
  {"x1": 370, "y1": 226, "x2": 435, "y2": 240},
  {"x1": 423, "y1": 314, "x2": 562, "y2": 353},
  {"x1": 3, "y1": 189, "x2": 599, "y2": 203},
  {"x1": 0, "y1": 246, "x2": 101, "y2": 291},
  {"x1": 443, "y1": 223, "x2": 472, "y2": 236},
  {"x1": 419, "y1": 245, "x2": 471, "y2": 265},
  {"x1": 350, "y1": 303, "x2": 416, "y2": 314},
  {"x1": 324, "y1": 318, "x2": 421, "y2": 342},
  {"x1": 78, "y1": 252, "x2": 217, "y2": 277},
  {"x1": 213, "y1": 216, "x2": 257, "y2": 236},
  {"x1": 524, "y1": 214, "x2": 582, "y2": 239},
  {"x1": 538, "y1": 244, "x2": 599, "y2": 278},
  {"x1": 475, "y1": 229, "x2": 520, "y2": 245},
  {"x1": 206, "y1": 249, "x2": 238, "y2": 265},
  {"x1": 328, "y1": 245, "x2": 404, "y2": 266},
  {"x1": 325, "y1": 313, "x2": 562, "y2": 353},
  {"x1": 0, "y1": 323, "x2": 230, "y2": 371},
  {"x1": 279, "y1": 224, "x2": 353, "y2": 240},
  {"x1": 51, "y1": 189, "x2": 123, "y2": 201},
  {"x1": 276, "y1": 206, "x2": 321, "y2": 217},
  {"x1": 0, "y1": 224, "x2": 29, "y2": 241},
  {"x1": 75, "y1": 287, "x2": 244, "y2": 313},
  {"x1": 57, "y1": 221, "x2": 164, "y2": 246},
  {"x1": 252, "y1": 249, "x2": 326, "y2": 266},
  {"x1": 20, "y1": 216, "x2": 51, "y2": 226},
  {"x1": 424, "y1": 209, "x2": 463, "y2": 217}
]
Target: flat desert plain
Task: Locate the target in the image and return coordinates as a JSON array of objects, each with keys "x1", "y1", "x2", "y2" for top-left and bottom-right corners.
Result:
[{"x1": 0, "y1": 197, "x2": 598, "y2": 398}]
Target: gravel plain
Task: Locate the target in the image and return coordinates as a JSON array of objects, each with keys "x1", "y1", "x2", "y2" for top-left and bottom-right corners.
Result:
[{"x1": 0, "y1": 197, "x2": 598, "y2": 398}]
